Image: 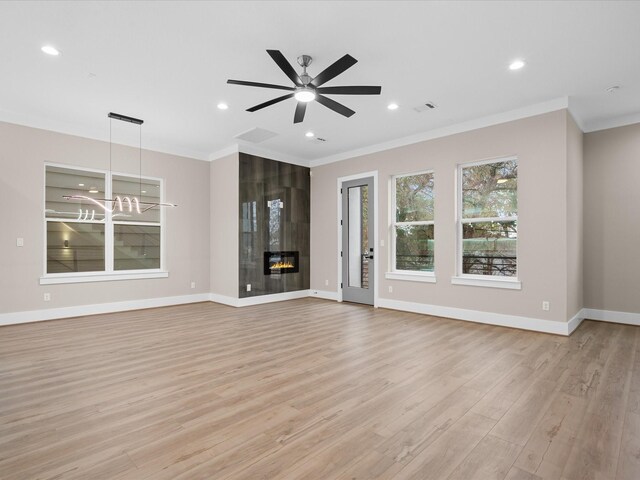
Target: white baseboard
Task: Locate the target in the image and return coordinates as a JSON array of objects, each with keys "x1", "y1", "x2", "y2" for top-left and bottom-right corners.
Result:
[
  {"x1": 0, "y1": 293, "x2": 211, "y2": 327},
  {"x1": 208, "y1": 293, "x2": 240, "y2": 307},
  {"x1": 309, "y1": 289, "x2": 339, "y2": 301},
  {"x1": 377, "y1": 298, "x2": 572, "y2": 335},
  {"x1": 583, "y1": 308, "x2": 640, "y2": 326},
  {"x1": 568, "y1": 309, "x2": 586, "y2": 335},
  {"x1": 209, "y1": 289, "x2": 311, "y2": 308},
  {"x1": 4, "y1": 292, "x2": 634, "y2": 336}
]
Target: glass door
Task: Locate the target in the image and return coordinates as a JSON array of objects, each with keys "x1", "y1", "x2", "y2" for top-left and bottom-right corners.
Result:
[{"x1": 341, "y1": 177, "x2": 374, "y2": 305}]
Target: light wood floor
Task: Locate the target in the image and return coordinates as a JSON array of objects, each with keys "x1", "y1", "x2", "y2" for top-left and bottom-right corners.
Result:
[{"x1": 0, "y1": 299, "x2": 639, "y2": 480}]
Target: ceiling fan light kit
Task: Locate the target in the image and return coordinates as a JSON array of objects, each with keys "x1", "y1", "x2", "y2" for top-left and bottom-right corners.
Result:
[{"x1": 227, "y1": 49, "x2": 382, "y2": 123}]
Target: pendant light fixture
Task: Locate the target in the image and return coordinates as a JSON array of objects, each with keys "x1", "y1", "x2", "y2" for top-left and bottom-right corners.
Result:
[{"x1": 63, "y1": 112, "x2": 177, "y2": 213}]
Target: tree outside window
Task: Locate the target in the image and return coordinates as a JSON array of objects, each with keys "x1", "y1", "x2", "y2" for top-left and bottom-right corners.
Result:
[
  {"x1": 459, "y1": 158, "x2": 517, "y2": 277},
  {"x1": 392, "y1": 171, "x2": 435, "y2": 272}
]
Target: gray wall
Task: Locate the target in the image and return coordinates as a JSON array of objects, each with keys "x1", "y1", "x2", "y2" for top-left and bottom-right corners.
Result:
[
  {"x1": 584, "y1": 122, "x2": 640, "y2": 314},
  {"x1": 210, "y1": 152, "x2": 239, "y2": 298},
  {"x1": 239, "y1": 153, "x2": 310, "y2": 298},
  {"x1": 311, "y1": 110, "x2": 573, "y2": 323},
  {"x1": 0, "y1": 121, "x2": 211, "y2": 315},
  {"x1": 566, "y1": 113, "x2": 584, "y2": 320}
]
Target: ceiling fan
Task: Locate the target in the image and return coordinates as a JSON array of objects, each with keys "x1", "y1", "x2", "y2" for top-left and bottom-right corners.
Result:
[{"x1": 227, "y1": 50, "x2": 382, "y2": 124}]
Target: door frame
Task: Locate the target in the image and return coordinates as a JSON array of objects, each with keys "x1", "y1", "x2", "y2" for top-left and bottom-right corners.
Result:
[{"x1": 336, "y1": 170, "x2": 379, "y2": 307}]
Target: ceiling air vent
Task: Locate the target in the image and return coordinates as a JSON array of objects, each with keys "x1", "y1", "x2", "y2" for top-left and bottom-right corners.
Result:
[
  {"x1": 414, "y1": 102, "x2": 438, "y2": 113},
  {"x1": 234, "y1": 127, "x2": 278, "y2": 144}
]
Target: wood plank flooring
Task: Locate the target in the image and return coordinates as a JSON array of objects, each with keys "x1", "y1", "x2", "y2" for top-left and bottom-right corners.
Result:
[{"x1": 0, "y1": 298, "x2": 638, "y2": 479}]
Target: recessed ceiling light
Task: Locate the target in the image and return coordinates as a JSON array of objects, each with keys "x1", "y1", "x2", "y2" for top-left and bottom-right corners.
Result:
[
  {"x1": 141, "y1": 190, "x2": 147, "y2": 194},
  {"x1": 305, "y1": 131, "x2": 314, "y2": 138},
  {"x1": 78, "y1": 183, "x2": 84, "y2": 187},
  {"x1": 41, "y1": 45, "x2": 60, "y2": 56},
  {"x1": 509, "y1": 59, "x2": 525, "y2": 71},
  {"x1": 217, "y1": 102, "x2": 229, "y2": 110},
  {"x1": 387, "y1": 103, "x2": 399, "y2": 110},
  {"x1": 89, "y1": 188, "x2": 99, "y2": 194}
]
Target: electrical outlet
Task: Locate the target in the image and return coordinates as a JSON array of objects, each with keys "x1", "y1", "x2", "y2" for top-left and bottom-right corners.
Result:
[
  {"x1": 325, "y1": 279, "x2": 329, "y2": 286},
  {"x1": 190, "y1": 281, "x2": 196, "y2": 289},
  {"x1": 44, "y1": 293, "x2": 51, "y2": 301},
  {"x1": 247, "y1": 284, "x2": 251, "y2": 292},
  {"x1": 388, "y1": 286, "x2": 393, "y2": 293},
  {"x1": 380, "y1": 239, "x2": 385, "y2": 247},
  {"x1": 542, "y1": 301, "x2": 550, "y2": 311},
  {"x1": 16, "y1": 238, "x2": 24, "y2": 247}
]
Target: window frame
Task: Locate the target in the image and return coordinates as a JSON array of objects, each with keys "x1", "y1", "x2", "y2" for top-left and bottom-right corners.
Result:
[
  {"x1": 386, "y1": 169, "x2": 436, "y2": 283},
  {"x1": 453, "y1": 156, "x2": 521, "y2": 290},
  {"x1": 41, "y1": 162, "x2": 167, "y2": 285}
]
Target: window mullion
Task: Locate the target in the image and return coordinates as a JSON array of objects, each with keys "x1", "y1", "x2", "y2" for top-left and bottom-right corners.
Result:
[
  {"x1": 461, "y1": 216, "x2": 517, "y2": 224},
  {"x1": 394, "y1": 220, "x2": 434, "y2": 227}
]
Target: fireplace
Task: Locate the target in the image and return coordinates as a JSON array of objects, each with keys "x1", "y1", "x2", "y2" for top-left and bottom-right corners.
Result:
[{"x1": 264, "y1": 251, "x2": 299, "y2": 275}]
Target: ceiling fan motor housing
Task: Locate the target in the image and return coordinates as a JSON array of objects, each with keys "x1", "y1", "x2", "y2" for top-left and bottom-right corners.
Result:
[
  {"x1": 297, "y1": 55, "x2": 313, "y2": 68},
  {"x1": 298, "y1": 55, "x2": 313, "y2": 85}
]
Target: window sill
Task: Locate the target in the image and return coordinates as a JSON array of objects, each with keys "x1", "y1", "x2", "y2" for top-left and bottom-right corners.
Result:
[
  {"x1": 385, "y1": 271, "x2": 436, "y2": 283},
  {"x1": 40, "y1": 271, "x2": 169, "y2": 285},
  {"x1": 450, "y1": 275, "x2": 521, "y2": 290}
]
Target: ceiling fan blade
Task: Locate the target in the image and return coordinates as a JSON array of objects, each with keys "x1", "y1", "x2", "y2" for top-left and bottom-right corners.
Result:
[
  {"x1": 316, "y1": 85, "x2": 382, "y2": 95},
  {"x1": 293, "y1": 102, "x2": 307, "y2": 124},
  {"x1": 246, "y1": 93, "x2": 295, "y2": 112},
  {"x1": 227, "y1": 79, "x2": 295, "y2": 91},
  {"x1": 315, "y1": 95, "x2": 355, "y2": 118},
  {"x1": 311, "y1": 54, "x2": 358, "y2": 87},
  {"x1": 267, "y1": 50, "x2": 303, "y2": 86}
]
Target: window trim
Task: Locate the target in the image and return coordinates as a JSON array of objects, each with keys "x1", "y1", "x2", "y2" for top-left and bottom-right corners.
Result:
[
  {"x1": 455, "y1": 156, "x2": 519, "y2": 286},
  {"x1": 41, "y1": 162, "x2": 167, "y2": 283},
  {"x1": 389, "y1": 169, "x2": 435, "y2": 280}
]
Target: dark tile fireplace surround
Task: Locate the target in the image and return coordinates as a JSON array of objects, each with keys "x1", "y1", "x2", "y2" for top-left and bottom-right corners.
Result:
[{"x1": 239, "y1": 153, "x2": 310, "y2": 298}]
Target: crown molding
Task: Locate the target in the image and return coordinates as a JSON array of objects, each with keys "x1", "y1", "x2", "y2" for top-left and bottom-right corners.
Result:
[
  {"x1": 0, "y1": 110, "x2": 210, "y2": 161},
  {"x1": 309, "y1": 97, "x2": 570, "y2": 168},
  {"x1": 583, "y1": 112, "x2": 640, "y2": 133},
  {"x1": 208, "y1": 141, "x2": 309, "y2": 167},
  {"x1": 208, "y1": 144, "x2": 239, "y2": 162}
]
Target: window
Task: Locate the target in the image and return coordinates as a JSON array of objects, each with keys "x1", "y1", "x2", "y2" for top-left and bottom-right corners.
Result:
[
  {"x1": 457, "y1": 158, "x2": 518, "y2": 283},
  {"x1": 390, "y1": 171, "x2": 435, "y2": 278},
  {"x1": 44, "y1": 164, "x2": 165, "y2": 282}
]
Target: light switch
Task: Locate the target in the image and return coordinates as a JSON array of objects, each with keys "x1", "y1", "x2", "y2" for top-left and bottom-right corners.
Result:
[
  {"x1": 380, "y1": 239, "x2": 384, "y2": 247},
  {"x1": 17, "y1": 238, "x2": 24, "y2": 247}
]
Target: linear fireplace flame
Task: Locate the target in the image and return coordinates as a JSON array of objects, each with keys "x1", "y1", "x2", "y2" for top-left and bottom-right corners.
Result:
[
  {"x1": 264, "y1": 251, "x2": 299, "y2": 275},
  {"x1": 271, "y1": 261, "x2": 294, "y2": 269}
]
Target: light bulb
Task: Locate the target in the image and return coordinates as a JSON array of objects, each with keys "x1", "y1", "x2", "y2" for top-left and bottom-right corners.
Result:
[{"x1": 294, "y1": 88, "x2": 316, "y2": 102}]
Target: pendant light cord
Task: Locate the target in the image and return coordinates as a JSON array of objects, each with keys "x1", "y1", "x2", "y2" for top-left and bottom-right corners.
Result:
[
  {"x1": 139, "y1": 124, "x2": 142, "y2": 199},
  {"x1": 109, "y1": 117, "x2": 112, "y2": 183}
]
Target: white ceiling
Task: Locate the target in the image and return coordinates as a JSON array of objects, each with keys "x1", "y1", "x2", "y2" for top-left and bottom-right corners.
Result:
[{"x1": 1, "y1": 1, "x2": 639, "y2": 165}]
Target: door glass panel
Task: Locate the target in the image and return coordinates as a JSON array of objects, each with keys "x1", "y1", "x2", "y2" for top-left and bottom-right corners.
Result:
[{"x1": 348, "y1": 185, "x2": 369, "y2": 288}]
